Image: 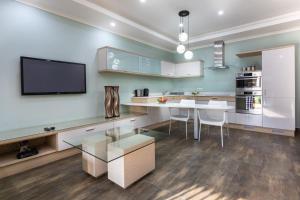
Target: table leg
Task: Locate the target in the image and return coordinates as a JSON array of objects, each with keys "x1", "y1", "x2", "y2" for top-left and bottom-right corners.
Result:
[{"x1": 194, "y1": 108, "x2": 199, "y2": 140}]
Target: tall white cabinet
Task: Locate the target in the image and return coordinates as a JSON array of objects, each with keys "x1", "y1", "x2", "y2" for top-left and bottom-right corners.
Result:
[{"x1": 262, "y1": 46, "x2": 295, "y2": 130}]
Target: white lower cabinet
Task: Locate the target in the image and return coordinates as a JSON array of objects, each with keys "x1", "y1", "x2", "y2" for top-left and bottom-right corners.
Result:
[
  {"x1": 235, "y1": 113, "x2": 262, "y2": 127},
  {"x1": 262, "y1": 97, "x2": 295, "y2": 130},
  {"x1": 227, "y1": 113, "x2": 236, "y2": 124},
  {"x1": 113, "y1": 115, "x2": 155, "y2": 129},
  {"x1": 57, "y1": 123, "x2": 114, "y2": 151}
]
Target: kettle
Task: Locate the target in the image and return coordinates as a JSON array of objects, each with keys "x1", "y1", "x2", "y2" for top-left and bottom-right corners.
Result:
[
  {"x1": 134, "y1": 89, "x2": 144, "y2": 97},
  {"x1": 143, "y1": 88, "x2": 149, "y2": 97}
]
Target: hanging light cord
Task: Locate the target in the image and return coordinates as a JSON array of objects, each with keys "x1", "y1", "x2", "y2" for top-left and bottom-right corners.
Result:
[{"x1": 187, "y1": 15, "x2": 190, "y2": 50}]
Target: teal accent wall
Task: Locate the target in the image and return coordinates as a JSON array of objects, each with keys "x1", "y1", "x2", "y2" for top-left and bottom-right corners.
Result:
[
  {"x1": 1, "y1": 0, "x2": 300, "y2": 131},
  {"x1": 0, "y1": 0, "x2": 174, "y2": 131},
  {"x1": 173, "y1": 31, "x2": 300, "y2": 127}
]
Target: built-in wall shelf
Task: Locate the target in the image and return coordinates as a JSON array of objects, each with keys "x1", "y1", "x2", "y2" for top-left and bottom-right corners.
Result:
[
  {"x1": 0, "y1": 135, "x2": 57, "y2": 168},
  {"x1": 236, "y1": 44, "x2": 295, "y2": 58},
  {"x1": 0, "y1": 113, "x2": 157, "y2": 178},
  {"x1": 98, "y1": 46, "x2": 204, "y2": 78},
  {"x1": 0, "y1": 145, "x2": 56, "y2": 168}
]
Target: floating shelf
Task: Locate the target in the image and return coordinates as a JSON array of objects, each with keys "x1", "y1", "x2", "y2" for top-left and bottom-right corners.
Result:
[
  {"x1": 236, "y1": 50, "x2": 262, "y2": 58},
  {"x1": 236, "y1": 44, "x2": 295, "y2": 58}
]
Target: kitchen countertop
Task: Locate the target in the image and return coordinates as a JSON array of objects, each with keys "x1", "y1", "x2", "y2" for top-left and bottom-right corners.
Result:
[{"x1": 131, "y1": 92, "x2": 235, "y2": 98}]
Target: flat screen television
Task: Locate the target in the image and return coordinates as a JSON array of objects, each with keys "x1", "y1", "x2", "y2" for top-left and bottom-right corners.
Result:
[{"x1": 21, "y1": 57, "x2": 86, "y2": 95}]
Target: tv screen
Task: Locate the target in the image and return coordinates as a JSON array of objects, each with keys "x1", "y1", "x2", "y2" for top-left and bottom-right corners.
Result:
[{"x1": 21, "y1": 57, "x2": 86, "y2": 95}]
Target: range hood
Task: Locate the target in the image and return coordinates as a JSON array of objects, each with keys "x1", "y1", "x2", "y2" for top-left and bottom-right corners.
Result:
[{"x1": 210, "y1": 40, "x2": 229, "y2": 69}]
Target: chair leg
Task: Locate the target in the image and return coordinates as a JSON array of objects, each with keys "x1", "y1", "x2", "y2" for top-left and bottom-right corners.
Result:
[
  {"x1": 221, "y1": 126, "x2": 224, "y2": 148},
  {"x1": 198, "y1": 123, "x2": 201, "y2": 142},
  {"x1": 185, "y1": 121, "x2": 188, "y2": 140},
  {"x1": 227, "y1": 125, "x2": 230, "y2": 137},
  {"x1": 169, "y1": 119, "x2": 172, "y2": 136}
]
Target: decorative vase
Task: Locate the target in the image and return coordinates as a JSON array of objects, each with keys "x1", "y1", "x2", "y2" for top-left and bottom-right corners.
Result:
[
  {"x1": 104, "y1": 86, "x2": 114, "y2": 118},
  {"x1": 112, "y1": 86, "x2": 120, "y2": 117},
  {"x1": 104, "y1": 86, "x2": 120, "y2": 118}
]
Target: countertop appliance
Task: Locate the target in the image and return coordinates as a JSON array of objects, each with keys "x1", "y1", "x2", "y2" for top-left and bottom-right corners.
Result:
[
  {"x1": 143, "y1": 88, "x2": 149, "y2": 97},
  {"x1": 236, "y1": 71, "x2": 262, "y2": 114},
  {"x1": 134, "y1": 89, "x2": 144, "y2": 97},
  {"x1": 236, "y1": 91, "x2": 262, "y2": 114},
  {"x1": 236, "y1": 71, "x2": 262, "y2": 92}
]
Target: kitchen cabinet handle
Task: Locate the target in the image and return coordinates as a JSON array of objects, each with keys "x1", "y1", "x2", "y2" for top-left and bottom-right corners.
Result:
[
  {"x1": 130, "y1": 118, "x2": 136, "y2": 122},
  {"x1": 85, "y1": 128, "x2": 95, "y2": 132}
]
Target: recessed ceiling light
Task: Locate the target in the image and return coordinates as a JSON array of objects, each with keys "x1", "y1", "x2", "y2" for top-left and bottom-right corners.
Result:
[
  {"x1": 218, "y1": 10, "x2": 224, "y2": 16},
  {"x1": 110, "y1": 22, "x2": 116, "y2": 27},
  {"x1": 140, "y1": 0, "x2": 146, "y2": 3}
]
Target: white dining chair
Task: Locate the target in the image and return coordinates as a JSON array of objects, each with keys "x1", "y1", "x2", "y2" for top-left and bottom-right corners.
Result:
[
  {"x1": 197, "y1": 100, "x2": 229, "y2": 147},
  {"x1": 169, "y1": 99, "x2": 195, "y2": 140}
]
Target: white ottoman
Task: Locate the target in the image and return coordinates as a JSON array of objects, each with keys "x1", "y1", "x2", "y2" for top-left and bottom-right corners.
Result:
[
  {"x1": 107, "y1": 134, "x2": 155, "y2": 188},
  {"x1": 82, "y1": 134, "x2": 112, "y2": 177}
]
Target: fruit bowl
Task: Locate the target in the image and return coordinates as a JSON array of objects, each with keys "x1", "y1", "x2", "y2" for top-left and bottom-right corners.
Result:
[{"x1": 157, "y1": 97, "x2": 168, "y2": 104}]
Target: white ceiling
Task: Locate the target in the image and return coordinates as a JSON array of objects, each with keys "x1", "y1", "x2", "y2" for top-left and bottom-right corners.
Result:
[{"x1": 17, "y1": 0, "x2": 300, "y2": 51}]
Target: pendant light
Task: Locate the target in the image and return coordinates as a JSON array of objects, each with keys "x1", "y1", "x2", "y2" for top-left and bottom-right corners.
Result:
[
  {"x1": 184, "y1": 11, "x2": 193, "y2": 60},
  {"x1": 177, "y1": 44, "x2": 185, "y2": 54},
  {"x1": 177, "y1": 10, "x2": 193, "y2": 60},
  {"x1": 178, "y1": 11, "x2": 188, "y2": 42},
  {"x1": 184, "y1": 50, "x2": 193, "y2": 60}
]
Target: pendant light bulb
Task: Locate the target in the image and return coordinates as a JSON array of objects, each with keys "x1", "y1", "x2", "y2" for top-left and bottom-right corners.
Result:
[
  {"x1": 178, "y1": 32, "x2": 188, "y2": 42},
  {"x1": 184, "y1": 50, "x2": 193, "y2": 60},
  {"x1": 177, "y1": 44, "x2": 186, "y2": 54}
]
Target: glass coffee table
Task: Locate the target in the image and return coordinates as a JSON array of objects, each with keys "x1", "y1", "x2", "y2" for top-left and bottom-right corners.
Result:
[{"x1": 63, "y1": 126, "x2": 159, "y2": 188}]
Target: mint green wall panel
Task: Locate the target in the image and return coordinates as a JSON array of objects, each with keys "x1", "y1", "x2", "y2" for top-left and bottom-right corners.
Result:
[{"x1": 0, "y1": 0, "x2": 174, "y2": 132}]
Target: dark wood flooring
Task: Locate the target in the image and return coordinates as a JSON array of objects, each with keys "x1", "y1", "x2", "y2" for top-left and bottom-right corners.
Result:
[{"x1": 1, "y1": 122, "x2": 300, "y2": 200}]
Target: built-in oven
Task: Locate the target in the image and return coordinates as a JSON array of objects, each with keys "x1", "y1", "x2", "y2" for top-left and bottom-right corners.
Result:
[
  {"x1": 236, "y1": 90, "x2": 262, "y2": 114},
  {"x1": 236, "y1": 71, "x2": 262, "y2": 92}
]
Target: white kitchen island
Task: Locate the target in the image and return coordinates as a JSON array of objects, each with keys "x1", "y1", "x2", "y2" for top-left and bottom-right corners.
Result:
[{"x1": 122, "y1": 102, "x2": 234, "y2": 140}]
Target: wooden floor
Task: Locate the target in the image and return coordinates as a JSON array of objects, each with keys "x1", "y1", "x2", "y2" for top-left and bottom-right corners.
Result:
[{"x1": 1, "y1": 122, "x2": 300, "y2": 200}]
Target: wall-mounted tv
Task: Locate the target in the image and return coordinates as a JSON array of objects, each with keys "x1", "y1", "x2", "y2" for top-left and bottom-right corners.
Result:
[{"x1": 21, "y1": 57, "x2": 86, "y2": 95}]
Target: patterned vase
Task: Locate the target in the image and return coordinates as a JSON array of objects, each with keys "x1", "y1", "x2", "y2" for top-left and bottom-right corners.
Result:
[
  {"x1": 104, "y1": 86, "x2": 114, "y2": 118},
  {"x1": 112, "y1": 86, "x2": 120, "y2": 117}
]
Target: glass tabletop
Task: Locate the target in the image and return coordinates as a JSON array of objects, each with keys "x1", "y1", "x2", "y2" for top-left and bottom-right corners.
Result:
[{"x1": 63, "y1": 125, "x2": 157, "y2": 163}]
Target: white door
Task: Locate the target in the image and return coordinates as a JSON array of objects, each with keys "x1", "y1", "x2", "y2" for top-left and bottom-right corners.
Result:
[
  {"x1": 263, "y1": 98, "x2": 295, "y2": 130},
  {"x1": 262, "y1": 46, "x2": 295, "y2": 98},
  {"x1": 262, "y1": 46, "x2": 295, "y2": 130},
  {"x1": 161, "y1": 61, "x2": 175, "y2": 76}
]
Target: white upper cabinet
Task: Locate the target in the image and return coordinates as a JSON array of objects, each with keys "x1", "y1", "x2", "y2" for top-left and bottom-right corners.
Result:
[
  {"x1": 161, "y1": 61, "x2": 175, "y2": 77},
  {"x1": 99, "y1": 47, "x2": 203, "y2": 78},
  {"x1": 175, "y1": 61, "x2": 203, "y2": 77},
  {"x1": 262, "y1": 46, "x2": 295, "y2": 130},
  {"x1": 262, "y1": 46, "x2": 295, "y2": 98}
]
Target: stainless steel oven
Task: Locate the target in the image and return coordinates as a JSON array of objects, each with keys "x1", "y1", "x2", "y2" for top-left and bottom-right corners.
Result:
[
  {"x1": 236, "y1": 91, "x2": 262, "y2": 114},
  {"x1": 236, "y1": 71, "x2": 262, "y2": 92}
]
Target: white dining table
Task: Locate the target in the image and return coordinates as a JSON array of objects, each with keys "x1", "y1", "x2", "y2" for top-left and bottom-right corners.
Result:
[{"x1": 123, "y1": 102, "x2": 234, "y2": 140}]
